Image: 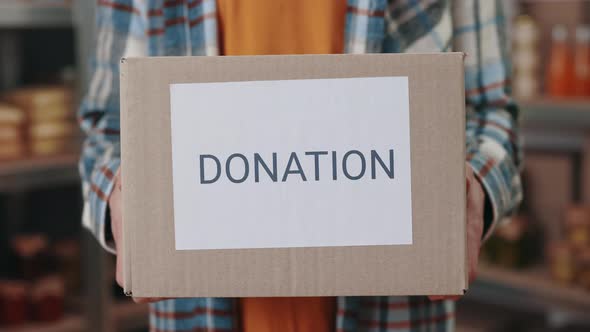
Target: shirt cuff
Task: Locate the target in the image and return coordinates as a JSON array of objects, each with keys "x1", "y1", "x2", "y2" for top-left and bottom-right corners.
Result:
[
  {"x1": 82, "y1": 159, "x2": 121, "y2": 254},
  {"x1": 467, "y1": 152, "x2": 521, "y2": 242}
]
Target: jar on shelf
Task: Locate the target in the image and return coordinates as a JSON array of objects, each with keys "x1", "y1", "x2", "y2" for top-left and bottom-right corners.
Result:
[
  {"x1": 547, "y1": 242, "x2": 576, "y2": 284},
  {"x1": 573, "y1": 25, "x2": 590, "y2": 97},
  {"x1": 512, "y1": 15, "x2": 540, "y2": 100},
  {"x1": 546, "y1": 25, "x2": 575, "y2": 97},
  {"x1": 576, "y1": 248, "x2": 590, "y2": 290},
  {"x1": 30, "y1": 275, "x2": 65, "y2": 323},
  {"x1": 564, "y1": 205, "x2": 590, "y2": 251},
  {"x1": 0, "y1": 102, "x2": 26, "y2": 161},
  {"x1": 0, "y1": 279, "x2": 29, "y2": 326},
  {"x1": 483, "y1": 215, "x2": 541, "y2": 268},
  {"x1": 11, "y1": 234, "x2": 49, "y2": 280},
  {"x1": 53, "y1": 239, "x2": 81, "y2": 295}
]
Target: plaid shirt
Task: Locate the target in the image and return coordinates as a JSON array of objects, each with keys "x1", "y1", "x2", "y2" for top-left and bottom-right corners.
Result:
[{"x1": 79, "y1": 0, "x2": 522, "y2": 331}]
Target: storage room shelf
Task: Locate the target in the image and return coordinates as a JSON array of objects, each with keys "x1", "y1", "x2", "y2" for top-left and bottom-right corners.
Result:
[
  {"x1": 0, "y1": 302, "x2": 148, "y2": 332},
  {"x1": 519, "y1": 98, "x2": 590, "y2": 151},
  {"x1": 0, "y1": 154, "x2": 80, "y2": 192},
  {"x1": 0, "y1": 3, "x2": 72, "y2": 28},
  {"x1": 520, "y1": 98, "x2": 590, "y2": 130},
  {"x1": 0, "y1": 315, "x2": 85, "y2": 332},
  {"x1": 468, "y1": 263, "x2": 590, "y2": 317}
]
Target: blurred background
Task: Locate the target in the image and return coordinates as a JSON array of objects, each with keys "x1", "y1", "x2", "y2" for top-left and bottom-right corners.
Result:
[{"x1": 0, "y1": 0, "x2": 589, "y2": 331}]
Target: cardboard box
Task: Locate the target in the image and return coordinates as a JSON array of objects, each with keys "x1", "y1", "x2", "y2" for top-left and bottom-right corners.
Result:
[{"x1": 120, "y1": 53, "x2": 467, "y2": 298}]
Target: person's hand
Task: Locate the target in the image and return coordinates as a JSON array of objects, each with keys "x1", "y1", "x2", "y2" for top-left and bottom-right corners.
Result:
[
  {"x1": 429, "y1": 163, "x2": 485, "y2": 302},
  {"x1": 109, "y1": 169, "x2": 168, "y2": 304}
]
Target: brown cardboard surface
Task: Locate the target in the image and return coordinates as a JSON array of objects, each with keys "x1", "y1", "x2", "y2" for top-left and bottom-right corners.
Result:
[{"x1": 120, "y1": 53, "x2": 466, "y2": 297}]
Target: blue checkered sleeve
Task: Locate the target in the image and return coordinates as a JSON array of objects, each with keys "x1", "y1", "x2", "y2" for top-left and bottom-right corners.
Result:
[
  {"x1": 79, "y1": 0, "x2": 147, "y2": 252},
  {"x1": 453, "y1": 0, "x2": 522, "y2": 239}
]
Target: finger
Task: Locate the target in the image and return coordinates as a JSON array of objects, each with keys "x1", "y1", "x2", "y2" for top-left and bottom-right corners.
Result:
[
  {"x1": 469, "y1": 267, "x2": 479, "y2": 283},
  {"x1": 428, "y1": 295, "x2": 461, "y2": 302},
  {"x1": 109, "y1": 176, "x2": 122, "y2": 247},
  {"x1": 428, "y1": 295, "x2": 445, "y2": 301},
  {"x1": 133, "y1": 297, "x2": 170, "y2": 304},
  {"x1": 465, "y1": 163, "x2": 472, "y2": 192},
  {"x1": 118, "y1": 167, "x2": 122, "y2": 189},
  {"x1": 116, "y1": 254, "x2": 123, "y2": 288}
]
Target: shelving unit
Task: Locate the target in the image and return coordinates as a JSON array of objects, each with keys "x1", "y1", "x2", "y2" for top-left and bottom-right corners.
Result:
[
  {"x1": 0, "y1": 3, "x2": 72, "y2": 28},
  {"x1": 0, "y1": 154, "x2": 80, "y2": 192},
  {"x1": 519, "y1": 99, "x2": 589, "y2": 207},
  {"x1": 520, "y1": 98, "x2": 590, "y2": 130},
  {"x1": 0, "y1": 300, "x2": 147, "y2": 332},
  {"x1": 467, "y1": 98, "x2": 590, "y2": 326},
  {"x1": 469, "y1": 263, "x2": 590, "y2": 319},
  {"x1": 0, "y1": 315, "x2": 85, "y2": 332},
  {"x1": 0, "y1": 2, "x2": 149, "y2": 332}
]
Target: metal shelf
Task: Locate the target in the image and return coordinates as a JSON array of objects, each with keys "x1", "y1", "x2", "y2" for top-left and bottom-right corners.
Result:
[
  {"x1": 0, "y1": 154, "x2": 80, "y2": 192},
  {"x1": 0, "y1": 315, "x2": 85, "y2": 332},
  {"x1": 518, "y1": 98, "x2": 590, "y2": 152},
  {"x1": 520, "y1": 98, "x2": 590, "y2": 130},
  {"x1": 0, "y1": 3, "x2": 72, "y2": 28},
  {"x1": 467, "y1": 263, "x2": 590, "y2": 319},
  {"x1": 0, "y1": 301, "x2": 148, "y2": 332}
]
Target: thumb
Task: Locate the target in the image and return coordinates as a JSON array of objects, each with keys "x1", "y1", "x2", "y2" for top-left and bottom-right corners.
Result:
[
  {"x1": 116, "y1": 250, "x2": 124, "y2": 288},
  {"x1": 465, "y1": 163, "x2": 472, "y2": 192}
]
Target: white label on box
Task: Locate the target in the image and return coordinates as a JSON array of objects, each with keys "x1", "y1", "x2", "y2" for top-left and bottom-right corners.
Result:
[{"x1": 170, "y1": 77, "x2": 412, "y2": 250}]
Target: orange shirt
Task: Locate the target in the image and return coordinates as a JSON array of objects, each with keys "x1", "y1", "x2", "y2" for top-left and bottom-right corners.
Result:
[
  {"x1": 217, "y1": 0, "x2": 347, "y2": 55},
  {"x1": 241, "y1": 297, "x2": 335, "y2": 332},
  {"x1": 216, "y1": 0, "x2": 346, "y2": 331}
]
